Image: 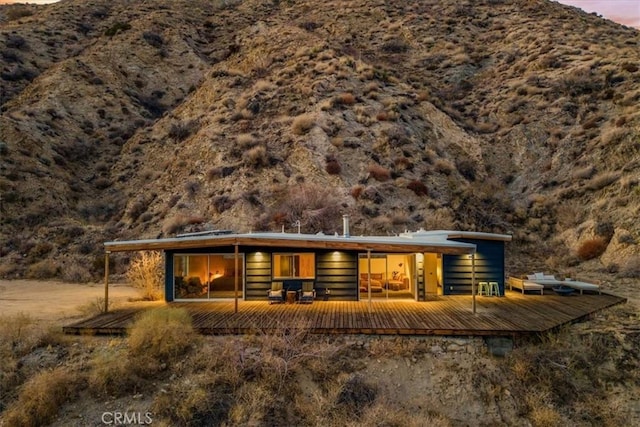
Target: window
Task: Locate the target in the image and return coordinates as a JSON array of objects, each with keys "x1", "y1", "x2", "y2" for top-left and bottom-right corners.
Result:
[
  {"x1": 173, "y1": 253, "x2": 243, "y2": 300},
  {"x1": 273, "y1": 253, "x2": 315, "y2": 279}
]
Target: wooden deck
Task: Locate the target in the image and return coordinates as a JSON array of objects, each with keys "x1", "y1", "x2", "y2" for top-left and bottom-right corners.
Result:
[{"x1": 63, "y1": 291, "x2": 626, "y2": 337}]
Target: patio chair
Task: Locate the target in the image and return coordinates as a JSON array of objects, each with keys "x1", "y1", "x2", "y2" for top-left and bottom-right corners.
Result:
[
  {"x1": 299, "y1": 281, "x2": 316, "y2": 304},
  {"x1": 267, "y1": 281, "x2": 285, "y2": 304}
]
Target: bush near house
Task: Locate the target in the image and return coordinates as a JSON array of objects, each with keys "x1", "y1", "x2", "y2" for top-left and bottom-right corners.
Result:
[
  {"x1": 577, "y1": 237, "x2": 608, "y2": 261},
  {"x1": 125, "y1": 251, "x2": 163, "y2": 300}
]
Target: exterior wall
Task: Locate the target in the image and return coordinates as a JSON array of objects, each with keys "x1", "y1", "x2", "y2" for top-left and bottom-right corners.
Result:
[
  {"x1": 165, "y1": 251, "x2": 174, "y2": 302},
  {"x1": 165, "y1": 247, "x2": 359, "y2": 301},
  {"x1": 316, "y1": 251, "x2": 358, "y2": 300},
  {"x1": 416, "y1": 253, "x2": 425, "y2": 301},
  {"x1": 245, "y1": 251, "x2": 272, "y2": 300},
  {"x1": 442, "y1": 239, "x2": 505, "y2": 295}
]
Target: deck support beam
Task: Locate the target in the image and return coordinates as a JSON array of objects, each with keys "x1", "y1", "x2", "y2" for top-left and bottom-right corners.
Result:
[
  {"x1": 104, "y1": 251, "x2": 111, "y2": 313},
  {"x1": 471, "y1": 251, "x2": 476, "y2": 314},
  {"x1": 234, "y1": 244, "x2": 239, "y2": 313},
  {"x1": 367, "y1": 249, "x2": 372, "y2": 312}
]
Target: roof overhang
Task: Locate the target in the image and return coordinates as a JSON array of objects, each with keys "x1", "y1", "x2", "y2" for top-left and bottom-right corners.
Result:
[{"x1": 104, "y1": 231, "x2": 484, "y2": 255}]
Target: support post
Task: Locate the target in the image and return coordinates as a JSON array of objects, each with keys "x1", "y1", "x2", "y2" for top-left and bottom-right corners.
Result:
[
  {"x1": 104, "y1": 251, "x2": 111, "y2": 313},
  {"x1": 367, "y1": 249, "x2": 372, "y2": 312},
  {"x1": 234, "y1": 244, "x2": 239, "y2": 314},
  {"x1": 471, "y1": 251, "x2": 476, "y2": 314}
]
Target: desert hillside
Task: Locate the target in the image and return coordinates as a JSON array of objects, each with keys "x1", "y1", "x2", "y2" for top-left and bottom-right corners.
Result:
[{"x1": 0, "y1": 0, "x2": 638, "y2": 280}]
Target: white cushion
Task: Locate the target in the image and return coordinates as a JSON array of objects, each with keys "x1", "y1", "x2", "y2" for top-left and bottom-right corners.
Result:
[
  {"x1": 527, "y1": 274, "x2": 536, "y2": 280},
  {"x1": 534, "y1": 272, "x2": 544, "y2": 279},
  {"x1": 302, "y1": 291, "x2": 314, "y2": 297}
]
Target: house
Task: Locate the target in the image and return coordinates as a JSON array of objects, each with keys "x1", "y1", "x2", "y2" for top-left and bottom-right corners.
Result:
[{"x1": 104, "y1": 217, "x2": 511, "y2": 311}]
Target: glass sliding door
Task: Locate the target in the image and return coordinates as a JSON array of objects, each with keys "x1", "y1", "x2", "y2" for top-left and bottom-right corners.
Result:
[
  {"x1": 174, "y1": 253, "x2": 244, "y2": 300},
  {"x1": 358, "y1": 253, "x2": 416, "y2": 300}
]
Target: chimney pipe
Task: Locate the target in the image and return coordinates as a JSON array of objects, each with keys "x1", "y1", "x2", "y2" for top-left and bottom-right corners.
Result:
[{"x1": 342, "y1": 214, "x2": 350, "y2": 238}]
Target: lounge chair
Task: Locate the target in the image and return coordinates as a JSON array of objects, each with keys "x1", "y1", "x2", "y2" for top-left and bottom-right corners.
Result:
[
  {"x1": 507, "y1": 277, "x2": 544, "y2": 295},
  {"x1": 525, "y1": 273, "x2": 565, "y2": 288},
  {"x1": 562, "y1": 279, "x2": 601, "y2": 295},
  {"x1": 268, "y1": 281, "x2": 285, "y2": 304},
  {"x1": 299, "y1": 281, "x2": 316, "y2": 304}
]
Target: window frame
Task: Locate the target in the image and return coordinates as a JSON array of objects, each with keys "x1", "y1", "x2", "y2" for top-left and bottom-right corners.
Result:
[{"x1": 272, "y1": 252, "x2": 316, "y2": 280}]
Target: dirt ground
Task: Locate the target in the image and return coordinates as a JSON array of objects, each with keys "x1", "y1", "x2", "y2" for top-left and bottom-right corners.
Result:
[{"x1": 0, "y1": 279, "x2": 146, "y2": 323}]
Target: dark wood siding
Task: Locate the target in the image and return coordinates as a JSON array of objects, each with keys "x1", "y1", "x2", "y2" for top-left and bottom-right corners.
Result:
[
  {"x1": 315, "y1": 251, "x2": 358, "y2": 301},
  {"x1": 416, "y1": 254, "x2": 425, "y2": 301},
  {"x1": 442, "y1": 239, "x2": 505, "y2": 295},
  {"x1": 245, "y1": 251, "x2": 272, "y2": 300},
  {"x1": 165, "y1": 251, "x2": 174, "y2": 302}
]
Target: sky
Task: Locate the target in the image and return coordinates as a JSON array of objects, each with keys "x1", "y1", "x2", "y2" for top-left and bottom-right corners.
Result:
[{"x1": 0, "y1": 0, "x2": 639, "y2": 28}]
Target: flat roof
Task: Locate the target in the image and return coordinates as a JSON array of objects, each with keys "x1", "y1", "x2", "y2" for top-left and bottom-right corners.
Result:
[{"x1": 104, "y1": 229, "x2": 511, "y2": 255}]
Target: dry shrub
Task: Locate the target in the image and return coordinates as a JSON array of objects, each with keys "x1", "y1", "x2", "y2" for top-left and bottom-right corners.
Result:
[
  {"x1": 456, "y1": 158, "x2": 477, "y2": 181},
  {"x1": 571, "y1": 165, "x2": 595, "y2": 180},
  {"x1": 407, "y1": 180, "x2": 428, "y2": 196},
  {"x1": 376, "y1": 111, "x2": 390, "y2": 121},
  {"x1": 291, "y1": 113, "x2": 316, "y2": 135},
  {"x1": 162, "y1": 214, "x2": 204, "y2": 235},
  {"x1": 434, "y1": 159, "x2": 454, "y2": 175},
  {"x1": 25, "y1": 259, "x2": 60, "y2": 279},
  {"x1": 325, "y1": 155, "x2": 341, "y2": 175},
  {"x1": 128, "y1": 307, "x2": 198, "y2": 375},
  {"x1": 153, "y1": 374, "x2": 212, "y2": 425},
  {"x1": 619, "y1": 256, "x2": 640, "y2": 278},
  {"x1": 367, "y1": 164, "x2": 391, "y2": 181},
  {"x1": 586, "y1": 172, "x2": 620, "y2": 191},
  {"x1": 237, "y1": 133, "x2": 257, "y2": 148},
  {"x1": 243, "y1": 145, "x2": 268, "y2": 167},
  {"x1": 88, "y1": 347, "x2": 138, "y2": 397},
  {"x1": 62, "y1": 263, "x2": 93, "y2": 283},
  {"x1": 528, "y1": 403, "x2": 563, "y2": 427},
  {"x1": 78, "y1": 297, "x2": 112, "y2": 316},
  {"x1": 334, "y1": 92, "x2": 356, "y2": 105},
  {"x1": 126, "y1": 251, "x2": 163, "y2": 300},
  {"x1": 350, "y1": 185, "x2": 364, "y2": 199},
  {"x1": 5, "y1": 6, "x2": 33, "y2": 21},
  {"x1": 2, "y1": 367, "x2": 78, "y2": 427},
  {"x1": 274, "y1": 183, "x2": 345, "y2": 233},
  {"x1": 335, "y1": 374, "x2": 377, "y2": 417}
]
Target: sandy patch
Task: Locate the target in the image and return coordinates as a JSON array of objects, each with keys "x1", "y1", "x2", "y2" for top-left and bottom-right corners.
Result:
[{"x1": 0, "y1": 279, "x2": 143, "y2": 323}]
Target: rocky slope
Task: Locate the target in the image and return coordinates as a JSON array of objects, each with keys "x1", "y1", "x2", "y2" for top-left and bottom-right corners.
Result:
[{"x1": 0, "y1": 0, "x2": 638, "y2": 279}]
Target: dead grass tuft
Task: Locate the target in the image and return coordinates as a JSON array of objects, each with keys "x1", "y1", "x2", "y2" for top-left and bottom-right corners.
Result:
[
  {"x1": 367, "y1": 164, "x2": 391, "y2": 182},
  {"x1": 2, "y1": 367, "x2": 78, "y2": 427},
  {"x1": 88, "y1": 347, "x2": 138, "y2": 397},
  {"x1": 25, "y1": 259, "x2": 60, "y2": 279},
  {"x1": 291, "y1": 113, "x2": 316, "y2": 135},
  {"x1": 128, "y1": 307, "x2": 199, "y2": 376}
]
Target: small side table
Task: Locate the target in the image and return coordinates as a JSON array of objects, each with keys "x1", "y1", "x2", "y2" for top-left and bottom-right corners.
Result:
[{"x1": 286, "y1": 291, "x2": 297, "y2": 304}]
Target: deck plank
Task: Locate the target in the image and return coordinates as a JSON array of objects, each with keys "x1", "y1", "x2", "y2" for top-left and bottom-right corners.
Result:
[{"x1": 63, "y1": 292, "x2": 626, "y2": 337}]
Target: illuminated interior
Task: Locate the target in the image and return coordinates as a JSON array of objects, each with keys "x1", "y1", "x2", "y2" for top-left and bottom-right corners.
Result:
[
  {"x1": 272, "y1": 253, "x2": 315, "y2": 279},
  {"x1": 174, "y1": 254, "x2": 244, "y2": 299},
  {"x1": 358, "y1": 253, "x2": 416, "y2": 299}
]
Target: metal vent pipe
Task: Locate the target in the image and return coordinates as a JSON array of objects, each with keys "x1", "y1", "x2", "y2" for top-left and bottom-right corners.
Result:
[{"x1": 343, "y1": 214, "x2": 350, "y2": 238}]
